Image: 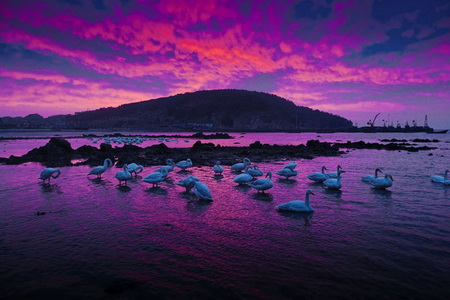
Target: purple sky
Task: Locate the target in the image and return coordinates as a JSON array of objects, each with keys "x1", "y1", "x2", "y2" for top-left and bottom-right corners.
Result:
[{"x1": 1, "y1": 0, "x2": 449, "y2": 128}]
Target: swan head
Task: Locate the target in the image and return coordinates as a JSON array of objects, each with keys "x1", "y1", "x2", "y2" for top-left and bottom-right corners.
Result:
[
  {"x1": 385, "y1": 174, "x2": 394, "y2": 181},
  {"x1": 123, "y1": 164, "x2": 128, "y2": 170},
  {"x1": 337, "y1": 165, "x2": 342, "y2": 171},
  {"x1": 375, "y1": 168, "x2": 383, "y2": 172},
  {"x1": 321, "y1": 166, "x2": 327, "y2": 171},
  {"x1": 166, "y1": 158, "x2": 174, "y2": 164},
  {"x1": 306, "y1": 189, "x2": 315, "y2": 196},
  {"x1": 266, "y1": 171, "x2": 272, "y2": 178}
]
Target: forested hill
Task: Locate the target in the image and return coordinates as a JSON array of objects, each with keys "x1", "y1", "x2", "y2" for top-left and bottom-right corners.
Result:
[{"x1": 0, "y1": 90, "x2": 354, "y2": 131}]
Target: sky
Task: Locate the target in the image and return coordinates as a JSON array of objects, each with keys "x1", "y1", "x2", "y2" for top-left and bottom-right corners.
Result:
[{"x1": 0, "y1": 0, "x2": 449, "y2": 128}]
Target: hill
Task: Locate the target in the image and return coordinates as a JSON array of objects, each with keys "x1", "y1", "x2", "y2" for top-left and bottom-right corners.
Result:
[{"x1": 66, "y1": 90, "x2": 353, "y2": 131}]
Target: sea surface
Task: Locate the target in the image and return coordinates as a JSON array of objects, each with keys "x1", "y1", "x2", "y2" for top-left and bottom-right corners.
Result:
[{"x1": 0, "y1": 131, "x2": 449, "y2": 299}]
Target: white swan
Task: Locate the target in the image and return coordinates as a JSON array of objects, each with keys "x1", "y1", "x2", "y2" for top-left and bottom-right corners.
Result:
[
  {"x1": 231, "y1": 158, "x2": 251, "y2": 172},
  {"x1": 362, "y1": 168, "x2": 383, "y2": 182},
  {"x1": 115, "y1": 164, "x2": 132, "y2": 186},
  {"x1": 276, "y1": 167, "x2": 298, "y2": 179},
  {"x1": 143, "y1": 169, "x2": 168, "y2": 187},
  {"x1": 327, "y1": 165, "x2": 343, "y2": 178},
  {"x1": 156, "y1": 159, "x2": 175, "y2": 174},
  {"x1": 39, "y1": 168, "x2": 61, "y2": 184},
  {"x1": 176, "y1": 158, "x2": 193, "y2": 170},
  {"x1": 188, "y1": 180, "x2": 213, "y2": 201},
  {"x1": 233, "y1": 172, "x2": 254, "y2": 185},
  {"x1": 283, "y1": 162, "x2": 297, "y2": 170},
  {"x1": 370, "y1": 174, "x2": 394, "y2": 189},
  {"x1": 307, "y1": 166, "x2": 329, "y2": 183},
  {"x1": 127, "y1": 163, "x2": 144, "y2": 177},
  {"x1": 431, "y1": 169, "x2": 449, "y2": 183},
  {"x1": 277, "y1": 189, "x2": 315, "y2": 212},
  {"x1": 246, "y1": 165, "x2": 264, "y2": 177},
  {"x1": 249, "y1": 171, "x2": 273, "y2": 193},
  {"x1": 323, "y1": 170, "x2": 345, "y2": 190},
  {"x1": 213, "y1": 161, "x2": 224, "y2": 175},
  {"x1": 177, "y1": 176, "x2": 200, "y2": 192},
  {"x1": 88, "y1": 158, "x2": 113, "y2": 178}
]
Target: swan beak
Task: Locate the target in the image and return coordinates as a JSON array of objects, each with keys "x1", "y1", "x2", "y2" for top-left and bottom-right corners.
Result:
[{"x1": 310, "y1": 191, "x2": 315, "y2": 195}]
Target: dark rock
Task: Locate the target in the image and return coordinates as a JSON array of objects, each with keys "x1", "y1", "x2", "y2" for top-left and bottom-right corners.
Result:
[
  {"x1": 100, "y1": 143, "x2": 112, "y2": 151},
  {"x1": 249, "y1": 141, "x2": 263, "y2": 149}
]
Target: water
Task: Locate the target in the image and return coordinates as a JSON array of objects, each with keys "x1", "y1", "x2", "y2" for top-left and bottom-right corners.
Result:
[{"x1": 1, "y1": 132, "x2": 449, "y2": 299}]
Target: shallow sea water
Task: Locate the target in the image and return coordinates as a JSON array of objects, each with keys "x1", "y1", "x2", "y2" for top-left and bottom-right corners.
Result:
[{"x1": 0, "y1": 132, "x2": 449, "y2": 299}]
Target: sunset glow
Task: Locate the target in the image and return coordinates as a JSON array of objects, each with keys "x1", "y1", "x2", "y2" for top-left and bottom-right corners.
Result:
[{"x1": 1, "y1": 0, "x2": 449, "y2": 127}]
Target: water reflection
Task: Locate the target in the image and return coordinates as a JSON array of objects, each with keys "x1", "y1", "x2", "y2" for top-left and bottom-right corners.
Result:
[
  {"x1": 185, "y1": 200, "x2": 212, "y2": 213},
  {"x1": 88, "y1": 177, "x2": 105, "y2": 185},
  {"x1": 117, "y1": 185, "x2": 132, "y2": 192},
  {"x1": 234, "y1": 185, "x2": 252, "y2": 193},
  {"x1": 145, "y1": 187, "x2": 168, "y2": 195},
  {"x1": 370, "y1": 188, "x2": 393, "y2": 198},
  {"x1": 251, "y1": 192, "x2": 273, "y2": 201},
  {"x1": 40, "y1": 183, "x2": 62, "y2": 194},
  {"x1": 277, "y1": 178, "x2": 298, "y2": 185},
  {"x1": 277, "y1": 211, "x2": 314, "y2": 226}
]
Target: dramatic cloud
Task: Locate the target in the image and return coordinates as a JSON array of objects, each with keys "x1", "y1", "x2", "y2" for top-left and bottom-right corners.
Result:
[{"x1": 0, "y1": 0, "x2": 449, "y2": 127}]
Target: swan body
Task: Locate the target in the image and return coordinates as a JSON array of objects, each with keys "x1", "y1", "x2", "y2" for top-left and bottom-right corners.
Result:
[
  {"x1": 115, "y1": 164, "x2": 132, "y2": 186},
  {"x1": 143, "y1": 169, "x2": 168, "y2": 187},
  {"x1": 323, "y1": 170, "x2": 345, "y2": 190},
  {"x1": 362, "y1": 168, "x2": 383, "y2": 182},
  {"x1": 283, "y1": 162, "x2": 297, "y2": 170},
  {"x1": 431, "y1": 169, "x2": 449, "y2": 183},
  {"x1": 307, "y1": 166, "x2": 329, "y2": 183},
  {"x1": 246, "y1": 165, "x2": 263, "y2": 177},
  {"x1": 177, "y1": 176, "x2": 200, "y2": 192},
  {"x1": 327, "y1": 165, "x2": 343, "y2": 178},
  {"x1": 277, "y1": 189, "x2": 315, "y2": 212},
  {"x1": 176, "y1": 158, "x2": 193, "y2": 170},
  {"x1": 213, "y1": 161, "x2": 224, "y2": 175},
  {"x1": 88, "y1": 158, "x2": 113, "y2": 178},
  {"x1": 233, "y1": 173, "x2": 254, "y2": 185},
  {"x1": 250, "y1": 172, "x2": 273, "y2": 193},
  {"x1": 127, "y1": 163, "x2": 144, "y2": 177},
  {"x1": 39, "y1": 168, "x2": 61, "y2": 184},
  {"x1": 190, "y1": 181, "x2": 213, "y2": 201},
  {"x1": 370, "y1": 174, "x2": 394, "y2": 189},
  {"x1": 276, "y1": 168, "x2": 298, "y2": 179},
  {"x1": 231, "y1": 158, "x2": 251, "y2": 172},
  {"x1": 156, "y1": 159, "x2": 175, "y2": 174}
]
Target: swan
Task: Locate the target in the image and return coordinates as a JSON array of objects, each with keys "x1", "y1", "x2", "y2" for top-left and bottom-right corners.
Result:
[
  {"x1": 39, "y1": 168, "x2": 61, "y2": 184},
  {"x1": 213, "y1": 161, "x2": 224, "y2": 175},
  {"x1": 283, "y1": 162, "x2": 297, "y2": 170},
  {"x1": 362, "y1": 168, "x2": 383, "y2": 182},
  {"x1": 276, "y1": 167, "x2": 298, "y2": 179},
  {"x1": 246, "y1": 165, "x2": 264, "y2": 177},
  {"x1": 233, "y1": 172, "x2": 254, "y2": 185},
  {"x1": 143, "y1": 169, "x2": 168, "y2": 187},
  {"x1": 177, "y1": 176, "x2": 200, "y2": 192},
  {"x1": 249, "y1": 171, "x2": 273, "y2": 193},
  {"x1": 307, "y1": 166, "x2": 329, "y2": 183},
  {"x1": 115, "y1": 164, "x2": 132, "y2": 186},
  {"x1": 323, "y1": 170, "x2": 345, "y2": 190},
  {"x1": 370, "y1": 174, "x2": 394, "y2": 189},
  {"x1": 155, "y1": 159, "x2": 175, "y2": 174},
  {"x1": 443, "y1": 180, "x2": 450, "y2": 186},
  {"x1": 88, "y1": 158, "x2": 113, "y2": 178},
  {"x1": 277, "y1": 189, "x2": 315, "y2": 212},
  {"x1": 431, "y1": 169, "x2": 449, "y2": 183},
  {"x1": 231, "y1": 158, "x2": 251, "y2": 172},
  {"x1": 188, "y1": 180, "x2": 213, "y2": 201},
  {"x1": 127, "y1": 163, "x2": 144, "y2": 177},
  {"x1": 327, "y1": 165, "x2": 343, "y2": 178},
  {"x1": 176, "y1": 158, "x2": 193, "y2": 170}
]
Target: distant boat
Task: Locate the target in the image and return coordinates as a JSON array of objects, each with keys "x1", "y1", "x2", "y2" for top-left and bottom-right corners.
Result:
[{"x1": 427, "y1": 129, "x2": 448, "y2": 134}]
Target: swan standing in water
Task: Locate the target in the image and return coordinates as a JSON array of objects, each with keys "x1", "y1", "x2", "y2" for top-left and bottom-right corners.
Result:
[
  {"x1": 88, "y1": 158, "x2": 113, "y2": 178},
  {"x1": 156, "y1": 159, "x2": 175, "y2": 175},
  {"x1": 276, "y1": 167, "x2": 298, "y2": 179},
  {"x1": 127, "y1": 163, "x2": 144, "y2": 177},
  {"x1": 277, "y1": 189, "x2": 315, "y2": 212},
  {"x1": 213, "y1": 161, "x2": 224, "y2": 175},
  {"x1": 307, "y1": 166, "x2": 329, "y2": 183},
  {"x1": 323, "y1": 170, "x2": 345, "y2": 190},
  {"x1": 233, "y1": 172, "x2": 254, "y2": 185},
  {"x1": 250, "y1": 172, "x2": 273, "y2": 193},
  {"x1": 283, "y1": 162, "x2": 297, "y2": 170},
  {"x1": 115, "y1": 164, "x2": 132, "y2": 186},
  {"x1": 188, "y1": 180, "x2": 213, "y2": 201},
  {"x1": 143, "y1": 169, "x2": 168, "y2": 187},
  {"x1": 39, "y1": 168, "x2": 61, "y2": 184},
  {"x1": 231, "y1": 158, "x2": 251, "y2": 172},
  {"x1": 246, "y1": 165, "x2": 263, "y2": 177},
  {"x1": 327, "y1": 165, "x2": 343, "y2": 178},
  {"x1": 370, "y1": 174, "x2": 394, "y2": 189},
  {"x1": 362, "y1": 168, "x2": 383, "y2": 182},
  {"x1": 431, "y1": 169, "x2": 449, "y2": 183},
  {"x1": 177, "y1": 176, "x2": 200, "y2": 192},
  {"x1": 176, "y1": 158, "x2": 193, "y2": 170}
]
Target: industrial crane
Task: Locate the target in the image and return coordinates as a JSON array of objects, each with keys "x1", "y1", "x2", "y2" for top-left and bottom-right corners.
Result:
[{"x1": 367, "y1": 113, "x2": 380, "y2": 127}]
